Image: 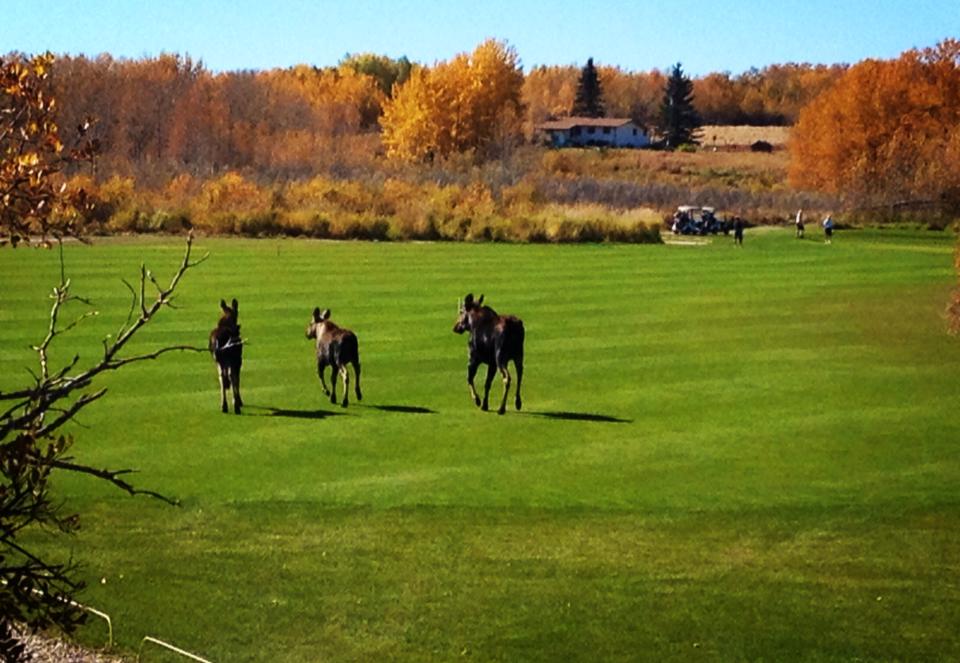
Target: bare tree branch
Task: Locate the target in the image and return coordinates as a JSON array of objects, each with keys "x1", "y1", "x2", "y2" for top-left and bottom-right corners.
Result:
[
  {"x1": 49, "y1": 460, "x2": 180, "y2": 506},
  {"x1": 34, "y1": 389, "x2": 107, "y2": 440},
  {"x1": 102, "y1": 344, "x2": 208, "y2": 370}
]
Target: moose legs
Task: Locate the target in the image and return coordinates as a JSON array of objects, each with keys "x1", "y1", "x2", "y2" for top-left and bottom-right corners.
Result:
[
  {"x1": 230, "y1": 365, "x2": 242, "y2": 414},
  {"x1": 331, "y1": 363, "x2": 361, "y2": 408},
  {"x1": 318, "y1": 359, "x2": 361, "y2": 408},
  {"x1": 317, "y1": 360, "x2": 332, "y2": 398},
  {"x1": 468, "y1": 359, "x2": 522, "y2": 414},
  {"x1": 496, "y1": 363, "x2": 512, "y2": 416},
  {"x1": 216, "y1": 363, "x2": 242, "y2": 414},
  {"x1": 217, "y1": 365, "x2": 229, "y2": 413},
  {"x1": 466, "y1": 360, "x2": 483, "y2": 407},
  {"x1": 352, "y1": 360, "x2": 362, "y2": 403},
  {"x1": 513, "y1": 356, "x2": 523, "y2": 411},
  {"x1": 495, "y1": 356, "x2": 522, "y2": 415},
  {"x1": 318, "y1": 360, "x2": 344, "y2": 407}
]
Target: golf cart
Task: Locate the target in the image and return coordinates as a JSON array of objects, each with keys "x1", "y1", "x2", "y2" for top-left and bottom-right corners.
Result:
[{"x1": 670, "y1": 206, "x2": 730, "y2": 235}]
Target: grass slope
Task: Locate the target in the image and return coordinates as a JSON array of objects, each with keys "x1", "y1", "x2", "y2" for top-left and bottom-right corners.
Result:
[{"x1": 1, "y1": 229, "x2": 959, "y2": 661}]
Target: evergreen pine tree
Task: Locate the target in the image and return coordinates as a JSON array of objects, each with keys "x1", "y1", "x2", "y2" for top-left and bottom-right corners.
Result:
[
  {"x1": 571, "y1": 57, "x2": 605, "y2": 117},
  {"x1": 660, "y1": 62, "x2": 700, "y2": 148}
]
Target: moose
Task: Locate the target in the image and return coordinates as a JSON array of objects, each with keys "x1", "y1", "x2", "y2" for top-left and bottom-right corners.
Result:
[
  {"x1": 306, "y1": 307, "x2": 362, "y2": 407},
  {"x1": 210, "y1": 298, "x2": 243, "y2": 414},
  {"x1": 453, "y1": 293, "x2": 524, "y2": 415}
]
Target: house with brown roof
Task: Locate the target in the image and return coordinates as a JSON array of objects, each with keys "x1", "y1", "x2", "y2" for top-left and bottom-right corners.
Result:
[{"x1": 536, "y1": 117, "x2": 651, "y2": 148}]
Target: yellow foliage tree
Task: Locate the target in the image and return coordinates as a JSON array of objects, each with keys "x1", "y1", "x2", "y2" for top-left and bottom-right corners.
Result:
[
  {"x1": 381, "y1": 39, "x2": 524, "y2": 162},
  {"x1": 522, "y1": 65, "x2": 578, "y2": 137},
  {"x1": 1, "y1": 52, "x2": 98, "y2": 246},
  {"x1": 789, "y1": 40, "x2": 960, "y2": 209}
]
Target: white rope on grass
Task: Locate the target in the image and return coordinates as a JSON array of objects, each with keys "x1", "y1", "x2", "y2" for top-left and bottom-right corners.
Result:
[
  {"x1": 80, "y1": 604, "x2": 114, "y2": 649},
  {"x1": 137, "y1": 635, "x2": 213, "y2": 663},
  {"x1": 1, "y1": 580, "x2": 113, "y2": 648}
]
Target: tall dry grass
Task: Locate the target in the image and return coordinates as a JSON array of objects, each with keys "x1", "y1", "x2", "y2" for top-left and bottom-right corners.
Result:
[{"x1": 70, "y1": 143, "x2": 848, "y2": 241}]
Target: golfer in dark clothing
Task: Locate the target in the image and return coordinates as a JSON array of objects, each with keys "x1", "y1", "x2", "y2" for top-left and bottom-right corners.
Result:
[{"x1": 733, "y1": 216, "x2": 744, "y2": 246}]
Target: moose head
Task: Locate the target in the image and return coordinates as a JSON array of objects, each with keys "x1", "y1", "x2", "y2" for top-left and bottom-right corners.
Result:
[
  {"x1": 306, "y1": 307, "x2": 331, "y2": 340},
  {"x1": 453, "y1": 293, "x2": 484, "y2": 334}
]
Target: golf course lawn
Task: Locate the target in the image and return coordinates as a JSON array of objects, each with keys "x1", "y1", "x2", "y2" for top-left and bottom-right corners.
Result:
[{"x1": 1, "y1": 228, "x2": 958, "y2": 661}]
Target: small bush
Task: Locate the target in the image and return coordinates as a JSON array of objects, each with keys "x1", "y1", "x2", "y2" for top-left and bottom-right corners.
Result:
[
  {"x1": 147, "y1": 210, "x2": 191, "y2": 233},
  {"x1": 333, "y1": 218, "x2": 391, "y2": 241},
  {"x1": 306, "y1": 215, "x2": 332, "y2": 238},
  {"x1": 235, "y1": 212, "x2": 285, "y2": 237}
]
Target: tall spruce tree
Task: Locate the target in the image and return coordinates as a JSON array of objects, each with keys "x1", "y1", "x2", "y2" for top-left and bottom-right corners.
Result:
[
  {"x1": 660, "y1": 62, "x2": 700, "y2": 148},
  {"x1": 571, "y1": 57, "x2": 605, "y2": 117}
]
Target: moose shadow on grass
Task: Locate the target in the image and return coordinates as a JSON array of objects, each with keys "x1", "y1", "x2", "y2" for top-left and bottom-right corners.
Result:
[
  {"x1": 523, "y1": 410, "x2": 632, "y2": 424},
  {"x1": 365, "y1": 404, "x2": 436, "y2": 415},
  {"x1": 245, "y1": 405, "x2": 347, "y2": 420}
]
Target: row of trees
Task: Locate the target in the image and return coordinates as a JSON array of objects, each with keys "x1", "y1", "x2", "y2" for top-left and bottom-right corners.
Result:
[
  {"x1": 8, "y1": 38, "x2": 957, "y2": 212},
  {"x1": 523, "y1": 61, "x2": 845, "y2": 133},
  {"x1": 8, "y1": 45, "x2": 850, "y2": 178},
  {"x1": 47, "y1": 52, "x2": 400, "y2": 181}
]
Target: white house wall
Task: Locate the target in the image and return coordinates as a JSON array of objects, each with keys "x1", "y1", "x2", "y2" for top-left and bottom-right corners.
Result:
[
  {"x1": 546, "y1": 124, "x2": 649, "y2": 148},
  {"x1": 616, "y1": 125, "x2": 650, "y2": 147}
]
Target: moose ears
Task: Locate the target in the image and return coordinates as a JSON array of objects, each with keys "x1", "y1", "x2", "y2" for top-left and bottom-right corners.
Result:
[
  {"x1": 313, "y1": 307, "x2": 330, "y2": 322},
  {"x1": 232, "y1": 298, "x2": 238, "y2": 313},
  {"x1": 478, "y1": 294, "x2": 484, "y2": 306},
  {"x1": 464, "y1": 293, "x2": 474, "y2": 306},
  {"x1": 220, "y1": 299, "x2": 238, "y2": 314}
]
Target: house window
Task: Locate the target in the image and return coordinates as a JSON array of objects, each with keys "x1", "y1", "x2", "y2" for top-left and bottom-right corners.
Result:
[
  {"x1": 587, "y1": 127, "x2": 595, "y2": 134},
  {"x1": 632, "y1": 129, "x2": 637, "y2": 136},
  {"x1": 602, "y1": 127, "x2": 611, "y2": 134},
  {"x1": 571, "y1": 127, "x2": 581, "y2": 137}
]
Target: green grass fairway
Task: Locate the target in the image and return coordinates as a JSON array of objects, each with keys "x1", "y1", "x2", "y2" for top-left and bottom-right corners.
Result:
[{"x1": 2, "y1": 229, "x2": 959, "y2": 661}]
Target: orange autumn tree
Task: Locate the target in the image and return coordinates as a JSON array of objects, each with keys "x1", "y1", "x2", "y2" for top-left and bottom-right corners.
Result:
[
  {"x1": 381, "y1": 39, "x2": 524, "y2": 162},
  {"x1": 599, "y1": 66, "x2": 666, "y2": 127},
  {"x1": 522, "y1": 65, "x2": 578, "y2": 137},
  {"x1": 789, "y1": 40, "x2": 960, "y2": 210}
]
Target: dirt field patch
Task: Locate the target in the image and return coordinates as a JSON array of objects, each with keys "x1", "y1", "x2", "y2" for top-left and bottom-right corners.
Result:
[{"x1": 699, "y1": 125, "x2": 791, "y2": 148}]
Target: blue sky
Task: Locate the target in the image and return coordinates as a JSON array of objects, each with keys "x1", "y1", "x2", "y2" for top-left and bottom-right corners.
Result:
[{"x1": 3, "y1": 1, "x2": 957, "y2": 75}]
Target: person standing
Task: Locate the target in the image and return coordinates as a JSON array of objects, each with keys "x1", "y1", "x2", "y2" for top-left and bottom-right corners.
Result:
[
  {"x1": 822, "y1": 214, "x2": 834, "y2": 244},
  {"x1": 733, "y1": 216, "x2": 744, "y2": 247},
  {"x1": 795, "y1": 208, "x2": 805, "y2": 238}
]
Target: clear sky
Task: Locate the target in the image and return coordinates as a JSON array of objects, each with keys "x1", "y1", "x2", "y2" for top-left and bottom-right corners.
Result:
[{"x1": 3, "y1": 0, "x2": 957, "y2": 75}]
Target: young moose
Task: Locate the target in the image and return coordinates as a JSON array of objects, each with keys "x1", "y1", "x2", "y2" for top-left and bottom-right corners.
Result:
[
  {"x1": 306, "y1": 307, "x2": 362, "y2": 407},
  {"x1": 210, "y1": 298, "x2": 243, "y2": 414},
  {"x1": 453, "y1": 293, "x2": 524, "y2": 415}
]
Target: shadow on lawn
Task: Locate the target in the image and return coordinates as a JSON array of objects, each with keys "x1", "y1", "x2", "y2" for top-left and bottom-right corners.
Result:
[
  {"x1": 523, "y1": 410, "x2": 632, "y2": 424},
  {"x1": 245, "y1": 405, "x2": 346, "y2": 420},
  {"x1": 365, "y1": 404, "x2": 436, "y2": 415}
]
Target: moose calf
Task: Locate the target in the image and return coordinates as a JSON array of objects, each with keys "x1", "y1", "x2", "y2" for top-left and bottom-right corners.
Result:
[
  {"x1": 210, "y1": 298, "x2": 243, "y2": 414},
  {"x1": 453, "y1": 293, "x2": 524, "y2": 415},
  {"x1": 306, "y1": 307, "x2": 362, "y2": 407}
]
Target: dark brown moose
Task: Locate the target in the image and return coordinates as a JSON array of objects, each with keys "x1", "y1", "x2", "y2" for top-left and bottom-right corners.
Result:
[
  {"x1": 210, "y1": 298, "x2": 243, "y2": 414},
  {"x1": 306, "y1": 307, "x2": 362, "y2": 407},
  {"x1": 453, "y1": 293, "x2": 524, "y2": 415}
]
